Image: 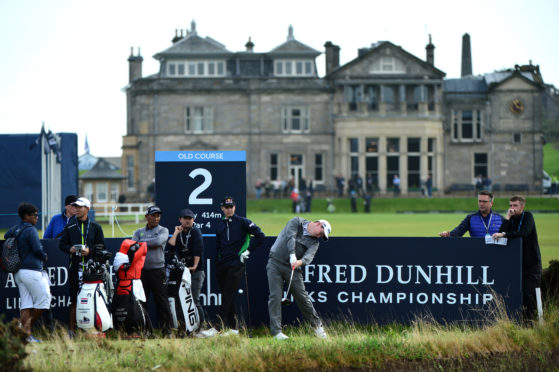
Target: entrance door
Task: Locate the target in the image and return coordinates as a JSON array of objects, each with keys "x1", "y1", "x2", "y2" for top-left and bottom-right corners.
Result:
[{"x1": 289, "y1": 154, "x2": 304, "y2": 190}]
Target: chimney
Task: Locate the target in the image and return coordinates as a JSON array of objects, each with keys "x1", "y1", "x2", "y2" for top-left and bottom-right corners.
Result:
[
  {"x1": 324, "y1": 41, "x2": 340, "y2": 75},
  {"x1": 461, "y1": 33, "x2": 472, "y2": 77},
  {"x1": 172, "y1": 29, "x2": 184, "y2": 44},
  {"x1": 128, "y1": 46, "x2": 143, "y2": 83},
  {"x1": 245, "y1": 37, "x2": 254, "y2": 52},
  {"x1": 425, "y1": 34, "x2": 435, "y2": 65}
]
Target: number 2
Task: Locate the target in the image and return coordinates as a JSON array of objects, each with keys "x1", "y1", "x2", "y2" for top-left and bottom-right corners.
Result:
[{"x1": 189, "y1": 168, "x2": 213, "y2": 205}]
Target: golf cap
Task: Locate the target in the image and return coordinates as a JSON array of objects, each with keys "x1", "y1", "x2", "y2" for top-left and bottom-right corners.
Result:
[
  {"x1": 179, "y1": 208, "x2": 195, "y2": 218},
  {"x1": 221, "y1": 196, "x2": 235, "y2": 207},
  {"x1": 318, "y1": 219, "x2": 331, "y2": 240},
  {"x1": 72, "y1": 197, "x2": 91, "y2": 209},
  {"x1": 65, "y1": 195, "x2": 78, "y2": 206},
  {"x1": 145, "y1": 206, "x2": 162, "y2": 215}
]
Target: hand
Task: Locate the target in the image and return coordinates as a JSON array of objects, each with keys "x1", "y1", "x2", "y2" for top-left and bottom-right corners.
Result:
[
  {"x1": 240, "y1": 250, "x2": 250, "y2": 263},
  {"x1": 292, "y1": 260, "x2": 303, "y2": 269},
  {"x1": 82, "y1": 247, "x2": 90, "y2": 256},
  {"x1": 289, "y1": 253, "x2": 297, "y2": 265},
  {"x1": 506, "y1": 208, "x2": 515, "y2": 219},
  {"x1": 174, "y1": 225, "x2": 183, "y2": 234},
  {"x1": 492, "y1": 232, "x2": 504, "y2": 239},
  {"x1": 439, "y1": 231, "x2": 450, "y2": 238}
]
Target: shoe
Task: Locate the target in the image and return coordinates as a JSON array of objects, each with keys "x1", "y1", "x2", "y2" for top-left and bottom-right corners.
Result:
[
  {"x1": 314, "y1": 326, "x2": 327, "y2": 339},
  {"x1": 273, "y1": 332, "x2": 289, "y2": 340},
  {"x1": 27, "y1": 335, "x2": 42, "y2": 343},
  {"x1": 221, "y1": 329, "x2": 239, "y2": 336},
  {"x1": 199, "y1": 327, "x2": 219, "y2": 337}
]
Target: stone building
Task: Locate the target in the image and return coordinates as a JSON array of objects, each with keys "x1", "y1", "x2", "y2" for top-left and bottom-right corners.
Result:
[{"x1": 122, "y1": 24, "x2": 547, "y2": 200}]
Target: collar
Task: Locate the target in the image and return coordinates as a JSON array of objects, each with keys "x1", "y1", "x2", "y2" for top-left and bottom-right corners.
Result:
[{"x1": 303, "y1": 222, "x2": 311, "y2": 236}]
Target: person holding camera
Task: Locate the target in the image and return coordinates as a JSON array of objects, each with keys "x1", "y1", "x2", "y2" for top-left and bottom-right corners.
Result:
[
  {"x1": 167, "y1": 208, "x2": 208, "y2": 333},
  {"x1": 492, "y1": 196, "x2": 542, "y2": 323},
  {"x1": 59, "y1": 197, "x2": 105, "y2": 334}
]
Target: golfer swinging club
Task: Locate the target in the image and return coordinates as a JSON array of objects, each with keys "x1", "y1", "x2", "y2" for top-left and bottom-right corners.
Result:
[{"x1": 266, "y1": 217, "x2": 331, "y2": 340}]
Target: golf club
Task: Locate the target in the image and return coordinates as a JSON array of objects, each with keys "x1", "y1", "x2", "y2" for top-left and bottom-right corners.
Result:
[
  {"x1": 281, "y1": 267, "x2": 295, "y2": 306},
  {"x1": 244, "y1": 264, "x2": 253, "y2": 337}
]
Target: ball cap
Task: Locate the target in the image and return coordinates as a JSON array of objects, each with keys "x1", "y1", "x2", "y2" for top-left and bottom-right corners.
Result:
[
  {"x1": 72, "y1": 197, "x2": 91, "y2": 209},
  {"x1": 221, "y1": 196, "x2": 235, "y2": 207},
  {"x1": 64, "y1": 195, "x2": 78, "y2": 206},
  {"x1": 145, "y1": 205, "x2": 162, "y2": 215},
  {"x1": 179, "y1": 208, "x2": 195, "y2": 218},
  {"x1": 318, "y1": 219, "x2": 331, "y2": 240}
]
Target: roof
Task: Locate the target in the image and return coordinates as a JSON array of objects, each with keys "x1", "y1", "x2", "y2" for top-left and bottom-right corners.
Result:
[
  {"x1": 80, "y1": 158, "x2": 124, "y2": 180},
  {"x1": 443, "y1": 77, "x2": 487, "y2": 92},
  {"x1": 154, "y1": 25, "x2": 232, "y2": 60},
  {"x1": 268, "y1": 25, "x2": 320, "y2": 57}
]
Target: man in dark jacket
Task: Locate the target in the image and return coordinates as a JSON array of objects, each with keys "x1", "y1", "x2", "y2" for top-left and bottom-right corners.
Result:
[
  {"x1": 492, "y1": 196, "x2": 542, "y2": 322},
  {"x1": 214, "y1": 196, "x2": 265, "y2": 335},
  {"x1": 5, "y1": 202, "x2": 50, "y2": 342},
  {"x1": 59, "y1": 197, "x2": 105, "y2": 333},
  {"x1": 439, "y1": 191, "x2": 503, "y2": 237}
]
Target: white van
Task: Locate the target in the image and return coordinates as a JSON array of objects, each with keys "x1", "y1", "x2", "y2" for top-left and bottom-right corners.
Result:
[{"x1": 543, "y1": 170, "x2": 552, "y2": 194}]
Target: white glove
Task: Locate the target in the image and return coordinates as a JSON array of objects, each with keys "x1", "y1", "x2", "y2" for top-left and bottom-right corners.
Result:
[
  {"x1": 289, "y1": 254, "x2": 297, "y2": 266},
  {"x1": 240, "y1": 250, "x2": 250, "y2": 263}
]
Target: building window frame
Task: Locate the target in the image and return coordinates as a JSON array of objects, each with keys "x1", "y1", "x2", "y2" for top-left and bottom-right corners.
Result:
[
  {"x1": 282, "y1": 107, "x2": 310, "y2": 133},
  {"x1": 185, "y1": 106, "x2": 214, "y2": 134},
  {"x1": 474, "y1": 152, "x2": 488, "y2": 178},
  {"x1": 451, "y1": 109, "x2": 483, "y2": 143},
  {"x1": 270, "y1": 153, "x2": 279, "y2": 181},
  {"x1": 513, "y1": 132, "x2": 522, "y2": 144},
  {"x1": 274, "y1": 59, "x2": 315, "y2": 77},
  {"x1": 126, "y1": 155, "x2": 135, "y2": 191},
  {"x1": 168, "y1": 60, "x2": 226, "y2": 77},
  {"x1": 97, "y1": 182, "x2": 108, "y2": 203},
  {"x1": 314, "y1": 153, "x2": 324, "y2": 183}
]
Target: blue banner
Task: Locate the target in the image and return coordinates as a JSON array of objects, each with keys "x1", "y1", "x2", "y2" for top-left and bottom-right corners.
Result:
[{"x1": 0, "y1": 236, "x2": 522, "y2": 327}]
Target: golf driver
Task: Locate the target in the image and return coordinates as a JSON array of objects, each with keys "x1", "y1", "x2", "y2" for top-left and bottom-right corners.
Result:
[{"x1": 281, "y1": 267, "x2": 295, "y2": 306}]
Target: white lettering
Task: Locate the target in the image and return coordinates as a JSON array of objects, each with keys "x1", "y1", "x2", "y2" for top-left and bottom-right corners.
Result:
[
  {"x1": 396, "y1": 265, "x2": 411, "y2": 284},
  {"x1": 4, "y1": 273, "x2": 16, "y2": 288},
  {"x1": 338, "y1": 291, "x2": 348, "y2": 303},
  {"x1": 335, "y1": 265, "x2": 347, "y2": 283},
  {"x1": 417, "y1": 293, "x2": 428, "y2": 304},
  {"x1": 415, "y1": 265, "x2": 432, "y2": 284},
  {"x1": 483, "y1": 293, "x2": 493, "y2": 304},
  {"x1": 435, "y1": 265, "x2": 453, "y2": 284},
  {"x1": 481, "y1": 266, "x2": 494, "y2": 285},
  {"x1": 380, "y1": 292, "x2": 392, "y2": 303},
  {"x1": 377, "y1": 265, "x2": 393, "y2": 284},
  {"x1": 316, "y1": 265, "x2": 332, "y2": 283},
  {"x1": 466, "y1": 266, "x2": 479, "y2": 285},
  {"x1": 350, "y1": 265, "x2": 367, "y2": 283}
]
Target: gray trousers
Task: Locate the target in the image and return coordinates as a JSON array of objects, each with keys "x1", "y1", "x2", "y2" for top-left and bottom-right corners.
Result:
[
  {"x1": 267, "y1": 259, "x2": 321, "y2": 336},
  {"x1": 191, "y1": 270, "x2": 206, "y2": 326}
]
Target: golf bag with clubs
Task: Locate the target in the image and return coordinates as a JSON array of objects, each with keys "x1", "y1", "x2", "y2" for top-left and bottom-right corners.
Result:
[
  {"x1": 166, "y1": 255, "x2": 200, "y2": 333},
  {"x1": 76, "y1": 245, "x2": 114, "y2": 333},
  {"x1": 112, "y1": 239, "x2": 148, "y2": 334}
]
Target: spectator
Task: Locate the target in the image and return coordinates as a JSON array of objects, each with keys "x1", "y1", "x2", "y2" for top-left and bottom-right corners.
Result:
[
  {"x1": 43, "y1": 195, "x2": 77, "y2": 239},
  {"x1": 439, "y1": 191, "x2": 503, "y2": 238},
  {"x1": 363, "y1": 193, "x2": 372, "y2": 213},
  {"x1": 214, "y1": 196, "x2": 265, "y2": 335},
  {"x1": 350, "y1": 190, "x2": 357, "y2": 213},
  {"x1": 492, "y1": 196, "x2": 542, "y2": 323},
  {"x1": 290, "y1": 188, "x2": 299, "y2": 213},
  {"x1": 5, "y1": 202, "x2": 50, "y2": 342},
  {"x1": 393, "y1": 174, "x2": 401, "y2": 196},
  {"x1": 425, "y1": 174, "x2": 433, "y2": 198},
  {"x1": 255, "y1": 179, "x2": 263, "y2": 199},
  {"x1": 133, "y1": 206, "x2": 174, "y2": 337},
  {"x1": 59, "y1": 197, "x2": 105, "y2": 334}
]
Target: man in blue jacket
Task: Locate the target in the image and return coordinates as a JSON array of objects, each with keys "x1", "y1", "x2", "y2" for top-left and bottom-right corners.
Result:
[
  {"x1": 439, "y1": 190, "x2": 503, "y2": 237},
  {"x1": 5, "y1": 202, "x2": 51, "y2": 342},
  {"x1": 43, "y1": 194, "x2": 77, "y2": 239},
  {"x1": 214, "y1": 196, "x2": 265, "y2": 335}
]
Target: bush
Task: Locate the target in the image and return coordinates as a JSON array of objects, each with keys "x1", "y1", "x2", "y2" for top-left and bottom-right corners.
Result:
[
  {"x1": 0, "y1": 316, "x2": 29, "y2": 371},
  {"x1": 541, "y1": 260, "x2": 559, "y2": 304}
]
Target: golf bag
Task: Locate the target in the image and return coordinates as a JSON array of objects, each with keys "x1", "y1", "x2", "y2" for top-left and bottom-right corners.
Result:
[
  {"x1": 112, "y1": 239, "x2": 148, "y2": 334},
  {"x1": 76, "y1": 247, "x2": 113, "y2": 332},
  {"x1": 167, "y1": 256, "x2": 200, "y2": 333}
]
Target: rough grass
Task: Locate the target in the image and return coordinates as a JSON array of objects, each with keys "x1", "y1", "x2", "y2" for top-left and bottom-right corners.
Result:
[{"x1": 23, "y1": 304, "x2": 559, "y2": 371}]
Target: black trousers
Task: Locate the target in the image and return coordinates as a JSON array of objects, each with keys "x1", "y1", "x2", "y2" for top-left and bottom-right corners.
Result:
[
  {"x1": 215, "y1": 264, "x2": 245, "y2": 330},
  {"x1": 141, "y1": 268, "x2": 173, "y2": 334},
  {"x1": 523, "y1": 267, "x2": 542, "y2": 322}
]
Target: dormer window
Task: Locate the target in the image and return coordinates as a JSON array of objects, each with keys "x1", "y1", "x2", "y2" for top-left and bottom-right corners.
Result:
[
  {"x1": 275, "y1": 60, "x2": 314, "y2": 76},
  {"x1": 167, "y1": 60, "x2": 226, "y2": 77},
  {"x1": 370, "y1": 57, "x2": 405, "y2": 74}
]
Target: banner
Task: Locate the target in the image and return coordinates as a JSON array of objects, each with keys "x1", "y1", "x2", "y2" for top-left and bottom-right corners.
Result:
[{"x1": 0, "y1": 236, "x2": 521, "y2": 327}]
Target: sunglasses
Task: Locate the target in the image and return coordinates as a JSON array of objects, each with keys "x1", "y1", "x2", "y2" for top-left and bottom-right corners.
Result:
[
  {"x1": 181, "y1": 216, "x2": 193, "y2": 219},
  {"x1": 223, "y1": 205, "x2": 234, "y2": 209}
]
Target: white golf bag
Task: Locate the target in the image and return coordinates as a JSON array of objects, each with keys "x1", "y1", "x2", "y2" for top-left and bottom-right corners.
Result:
[
  {"x1": 76, "y1": 249, "x2": 113, "y2": 333},
  {"x1": 167, "y1": 257, "x2": 200, "y2": 333}
]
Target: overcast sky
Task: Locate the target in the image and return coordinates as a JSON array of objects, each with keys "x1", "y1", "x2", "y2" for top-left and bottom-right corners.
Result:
[{"x1": 1, "y1": 0, "x2": 558, "y2": 158}]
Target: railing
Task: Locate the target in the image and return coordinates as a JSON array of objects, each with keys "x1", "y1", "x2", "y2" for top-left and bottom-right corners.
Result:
[{"x1": 92, "y1": 203, "x2": 151, "y2": 224}]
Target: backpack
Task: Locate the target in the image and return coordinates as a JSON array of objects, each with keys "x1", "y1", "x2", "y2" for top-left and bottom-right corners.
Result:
[{"x1": 0, "y1": 226, "x2": 29, "y2": 273}]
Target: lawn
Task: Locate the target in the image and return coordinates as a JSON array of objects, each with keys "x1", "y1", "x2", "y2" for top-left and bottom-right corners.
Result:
[{"x1": 544, "y1": 142, "x2": 559, "y2": 176}]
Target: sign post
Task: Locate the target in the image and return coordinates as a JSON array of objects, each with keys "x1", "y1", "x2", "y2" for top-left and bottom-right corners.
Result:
[{"x1": 154, "y1": 151, "x2": 246, "y2": 235}]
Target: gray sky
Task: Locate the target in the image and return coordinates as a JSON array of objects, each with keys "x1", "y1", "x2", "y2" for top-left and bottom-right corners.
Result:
[{"x1": 1, "y1": 0, "x2": 558, "y2": 157}]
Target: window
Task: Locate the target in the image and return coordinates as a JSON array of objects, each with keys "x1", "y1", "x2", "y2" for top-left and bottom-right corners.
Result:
[
  {"x1": 349, "y1": 138, "x2": 359, "y2": 177},
  {"x1": 407, "y1": 138, "x2": 421, "y2": 189},
  {"x1": 314, "y1": 154, "x2": 323, "y2": 182},
  {"x1": 451, "y1": 109, "x2": 483, "y2": 142},
  {"x1": 168, "y1": 60, "x2": 226, "y2": 77},
  {"x1": 110, "y1": 184, "x2": 119, "y2": 202},
  {"x1": 428, "y1": 138, "x2": 436, "y2": 186},
  {"x1": 382, "y1": 85, "x2": 398, "y2": 111},
  {"x1": 474, "y1": 153, "x2": 488, "y2": 178},
  {"x1": 513, "y1": 133, "x2": 522, "y2": 144},
  {"x1": 368, "y1": 86, "x2": 379, "y2": 110},
  {"x1": 366, "y1": 138, "x2": 378, "y2": 152},
  {"x1": 366, "y1": 156, "x2": 378, "y2": 191},
  {"x1": 84, "y1": 183, "x2": 93, "y2": 203},
  {"x1": 387, "y1": 156, "x2": 400, "y2": 188},
  {"x1": 270, "y1": 154, "x2": 278, "y2": 181},
  {"x1": 126, "y1": 155, "x2": 135, "y2": 190},
  {"x1": 97, "y1": 183, "x2": 108, "y2": 202},
  {"x1": 370, "y1": 56, "x2": 405, "y2": 74},
  {"x1": 387, "y1": 138, "x2": 400, "y2": 153},
  {"x1": 282, "y1": 107, "x2": 309, "y2": 133},
  {"x1": 407, "y1": 138, "x2": 420, "y2": 153},
  {"x1": 274, "y1": 60, "x2": 315, "y2": 76},
  {"x1": 185, "y1": 107, "x2": 214, "y2": 133}
]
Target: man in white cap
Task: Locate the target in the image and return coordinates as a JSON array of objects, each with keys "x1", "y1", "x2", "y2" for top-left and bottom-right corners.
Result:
[
  {"x1": 266, "y1": 217, "x2": 331, "y2": 340},
  {"x1": 59, "y1": 197, "x2": 105, "y2": 334}
]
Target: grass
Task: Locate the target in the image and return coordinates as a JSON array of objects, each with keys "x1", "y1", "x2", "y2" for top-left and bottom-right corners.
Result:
[
  {"x1": 22, "y1": 304, "x2": 559, "y2": 371},
  {"x1": 544, "y1": 142, "x2": 559, "y2": 176}
]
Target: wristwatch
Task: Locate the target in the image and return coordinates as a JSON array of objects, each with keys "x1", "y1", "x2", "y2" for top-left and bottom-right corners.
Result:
[{"x1": 502, "y1": 232, "x2": 506, "y2": 237}]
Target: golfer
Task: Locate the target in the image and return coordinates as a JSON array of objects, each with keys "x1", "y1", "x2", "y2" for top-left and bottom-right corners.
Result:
[{"x1": 267, "y1": 217, "x2": 331, "y2": 340}]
